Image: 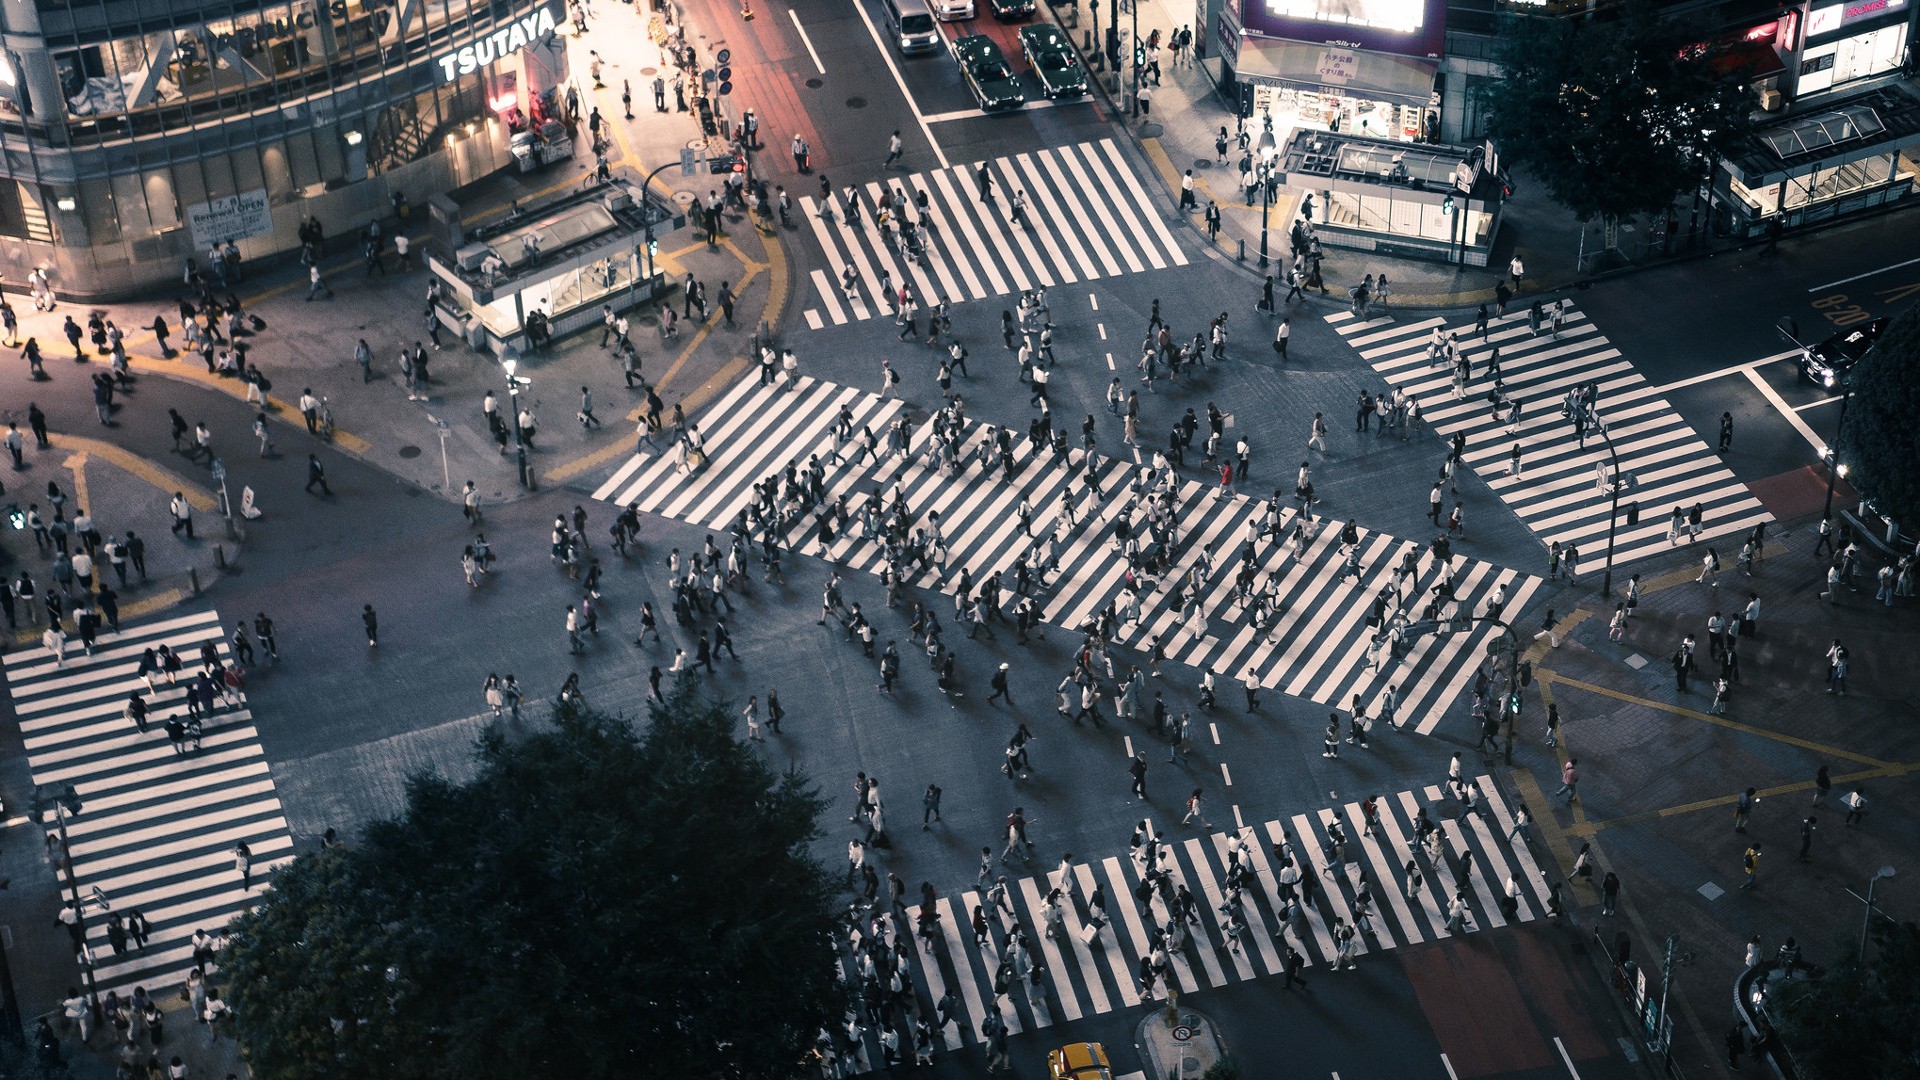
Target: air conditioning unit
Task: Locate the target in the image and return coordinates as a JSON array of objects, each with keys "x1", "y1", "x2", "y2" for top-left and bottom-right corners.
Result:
[
  {"x1": 455, "y1": 242, "x2": 493, "y2": 271},
  {"x1": 1759, "y1": 88, "x2": 1784, "y2": 112},
  {"x1": 604, "y1": 189, "x2": 634, "y2": 213}
]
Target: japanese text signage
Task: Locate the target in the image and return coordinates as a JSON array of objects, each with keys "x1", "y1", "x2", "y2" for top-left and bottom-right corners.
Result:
[{"x1": 1316, "y1": 48, "x2": 1358, "y2": 82}]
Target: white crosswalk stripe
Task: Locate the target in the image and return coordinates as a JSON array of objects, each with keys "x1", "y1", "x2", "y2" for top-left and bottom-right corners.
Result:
[
  {"x1": 834, "y1": 778, "x2": 1545, "y2": 1072},
  {"x1": 3, "y1": 609, "x2": 293, "y2": 996},
  {"x1": 797, "y1": 139, "x2": 1188, "y2": 327},
  {"x1": 1326, "y1": 305, "x2": 1771, "y2": 569},
  {"x1": 596, "y1": 377, "x2": 1539, "y2": 731}
]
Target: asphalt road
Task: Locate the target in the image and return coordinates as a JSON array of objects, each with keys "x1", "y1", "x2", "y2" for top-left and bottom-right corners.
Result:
[{"x1": 1570, "y1": 212, "x2": 1920, "y2": 492}]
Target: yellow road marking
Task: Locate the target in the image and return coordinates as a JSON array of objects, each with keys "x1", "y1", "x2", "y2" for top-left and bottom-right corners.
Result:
[
  {"x1": 125, "y1": 357, "x2": 372, "y2": 454},
  {"x1": 47, "y1": 435, "x2": 217, "y2": 511},
  {"x1": 1571, "y1": 762, "x2": 1919, "y2": 836},
  {"x1": 1542, "y1": 671, "x2": 1897, "y2": 768},
  {"x1": 63, "y1": 451, "x2": 90, "y2": 514},
  {"x1": 545, "y1": 211, "x2": 788, "y2": 486}
]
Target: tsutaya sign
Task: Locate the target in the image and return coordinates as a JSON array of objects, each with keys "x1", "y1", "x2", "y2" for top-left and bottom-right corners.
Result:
[{"x1": 435, "y1": 7, "x2": 559, "y2": 82}]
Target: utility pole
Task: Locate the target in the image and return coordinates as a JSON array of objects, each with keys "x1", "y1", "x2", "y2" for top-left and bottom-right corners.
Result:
[{"x1": 1653, "y1": 935, "x2": 1692, "y2": 1058}]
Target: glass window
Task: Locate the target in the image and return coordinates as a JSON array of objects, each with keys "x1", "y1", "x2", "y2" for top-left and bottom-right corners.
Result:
[{"x1": 46, "y1": 0, "x2": 537, "y2": 143}]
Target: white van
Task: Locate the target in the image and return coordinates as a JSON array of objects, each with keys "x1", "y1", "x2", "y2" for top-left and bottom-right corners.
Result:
[{"x1": 884, "y1": 0, "x2": 943, "y2": 53}]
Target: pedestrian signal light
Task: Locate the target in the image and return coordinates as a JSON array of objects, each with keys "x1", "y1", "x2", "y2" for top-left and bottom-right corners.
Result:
[
  {"x1": 1506, "y1": 691, "x2": 1522, "y2": 718},
  {"x1": 1441, "y1": 195, "x2": 1455, "y2": 216},
  {"x1": 6, "y1": 503, "x2": 21, "y2": 529}
]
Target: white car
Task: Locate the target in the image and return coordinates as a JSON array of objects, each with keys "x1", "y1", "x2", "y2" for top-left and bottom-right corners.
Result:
[{"x1": 931, "y1": 0, "x2": 975, "y2": 21}]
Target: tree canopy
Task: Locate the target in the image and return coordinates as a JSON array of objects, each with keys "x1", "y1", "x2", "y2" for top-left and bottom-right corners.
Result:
[
  {"x1": 1836, "y1": 304, "x2": 1920, "y2": 529},
  {"x1": 222, "y1": 689, "x2": 843, "y2": 1080},
  {"x1": 1770, "y1": 921, "x2": 1920, "y2": 1079},
  {"x1": 1478, "y1": 0, "x2": 1755, "y2": 225}
]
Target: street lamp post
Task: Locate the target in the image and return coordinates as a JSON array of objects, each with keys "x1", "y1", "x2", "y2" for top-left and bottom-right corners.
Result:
[
  {"x1": 1860, "y1": 865, "x2": 1896, "y2": 965},
  {"x1": 503, "y1": 358, "x2": 533, "y2": 490},
  {"x1": 1779, "y1": 317, "x2": 1853, "y2": 523},
  {"x1": 36, "y1": 785, "x2": 99, "y2": 1012},
  {"x1": 1255, "y1": 122, "x2": 1276, "y2": 270},
  {"x1": 1594, "y1": 413, "x2": 1625, "y2": 603}
]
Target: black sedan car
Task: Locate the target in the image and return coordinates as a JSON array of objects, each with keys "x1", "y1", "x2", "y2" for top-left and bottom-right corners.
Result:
[{"x1": 1800, "y1": 317, "x2": 1887, "y2": 390}]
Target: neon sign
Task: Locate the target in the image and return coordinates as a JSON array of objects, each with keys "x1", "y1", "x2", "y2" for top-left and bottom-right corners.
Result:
[{"x1": 435, "y1": 7, "x2": 558, "y2": 82}]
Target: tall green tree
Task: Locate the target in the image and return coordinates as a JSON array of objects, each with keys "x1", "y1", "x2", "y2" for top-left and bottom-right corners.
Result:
[
  {"x1": 1836, "y1": 305, "x2": 1920, "y2": 529},
  {"x1": 223, "y1": 689, "x2": 843, "y2": 1080},
  {"x1": 1770, "y1": 921, "x2": 1920, "y2": 1079},
  {"x1": 1478, "y1": 0, "x2": 1756, "y2": 233}
]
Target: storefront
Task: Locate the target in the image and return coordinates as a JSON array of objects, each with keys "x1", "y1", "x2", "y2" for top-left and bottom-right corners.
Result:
[
  {"x1": 1218, "y1": 0, "x2": 1444, "y2": 148},
  {"x1": 1790, "y1": 0, "x2": 1912, "y2": 97},
  {"x1": 1278, "y1": 129, "x2": 1502, "y2": 264},
  {"x1": 1719, "y1": 82, "x2": 1920, "y2": 236},
  {"x1": 0, "y1": 0, "x2": 575, "y2": 298}
]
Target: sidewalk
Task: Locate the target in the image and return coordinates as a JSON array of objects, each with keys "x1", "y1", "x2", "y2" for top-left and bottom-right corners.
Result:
[
  {"x1": 1049, "y1": 0, "x2": 1894, "y2": 311},
  {"x1": 1501, "y1": 515, "x2": 1918, "y2": 1078},
  {"x1": 0, "y1": 0, "x2": 785, "y2": 513}
]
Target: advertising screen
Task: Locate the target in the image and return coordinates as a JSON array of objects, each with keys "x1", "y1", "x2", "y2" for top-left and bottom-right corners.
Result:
[{"x1": 1243, "y1": 0, "x2": 1445, "y2": 57}]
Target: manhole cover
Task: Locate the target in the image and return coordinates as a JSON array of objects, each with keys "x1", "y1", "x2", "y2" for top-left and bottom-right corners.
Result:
[
  {"x1": 674, "y1": 190, "x2": 697, "y2": 206},
  {"x1": 846, "y1": 96, "x2": 867, "y2": 109},
  {"x1": 397, "y1": 445, "x2": 423, "y2": 459},
  {"x1": 641, "y1": 67, "x2": 658, "y2": 75},
  {"x1": 806, "y1": 77, "x2": 824, "y2": 88},
  {"x1": 1194, "y1": 159, "x2": 1214, "y2": 169}
]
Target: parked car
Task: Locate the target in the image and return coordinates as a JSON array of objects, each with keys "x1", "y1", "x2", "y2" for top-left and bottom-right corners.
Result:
[
  {"x1": 1019, "y1": 22, "x2": 1087, "y2": 98},
  {"x1": 989, "y1": 0, "x2": 1037, "y2": 20},
  {"x1": 1800, "y1": 317, "x2": 1887, "y2": 390},
  {"x1": 1048, "y1": 1042, "x2": 1114, "y2": 1080},
  {"x1": 954, "y1": 35, "x2": 1026, "y2": 112}
]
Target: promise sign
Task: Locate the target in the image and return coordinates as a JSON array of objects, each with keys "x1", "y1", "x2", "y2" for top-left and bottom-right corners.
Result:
[{"x1": 435, "y1": 8, "x2": 559, "y2": 82}]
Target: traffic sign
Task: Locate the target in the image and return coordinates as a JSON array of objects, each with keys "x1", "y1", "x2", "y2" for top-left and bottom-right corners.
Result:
[{"x1": 1172, "y1": 1025, "x2": 1193, "y2": 1041}]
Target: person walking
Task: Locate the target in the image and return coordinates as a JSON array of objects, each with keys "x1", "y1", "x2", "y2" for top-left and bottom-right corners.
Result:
[
  {"x1": 1182, "y1": 788, "x2": 1211, "y2": 829},
  {"x1": 1733, "y1": 788, "x2": 1756, "y2": 833},
  {"x1": 1739, "y1": 842, "x2": 1761, "y2": 890},
  {"x1": 304, "y1": 454, "x2": 332, "y2": 495},
  {"x1": 1128, "y1": 753, "x2": 1148, "y2": 802},
  {"x1": 233, "y1": 840, "x2": 254, "y2": 890},
  {"x1": 362, "y1": 603, "x2": 379, "y2": 647},
  {"x1": 1554, "y1": 758, "x2": 1578, "y2": 803},
  {"x1": 1600, "y1": 871, "x2": 1619, "y2": 915},
  {"x1": 1798, "y1": 815, "x2": 1816, "y2": 861}
]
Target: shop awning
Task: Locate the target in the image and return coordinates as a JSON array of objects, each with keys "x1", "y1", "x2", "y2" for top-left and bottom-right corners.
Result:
[{"x1": 1234, "y1": 38, "x2": 1439, "y2": 108}]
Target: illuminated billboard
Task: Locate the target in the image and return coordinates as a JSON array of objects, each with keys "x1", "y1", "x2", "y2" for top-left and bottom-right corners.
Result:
[{"x1": 1242, "y1": 0, "x2": 1445, "y2": 58}]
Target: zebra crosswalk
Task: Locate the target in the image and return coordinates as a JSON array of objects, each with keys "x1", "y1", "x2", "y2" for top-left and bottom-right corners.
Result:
[
  {"x1": 1327, "y1": 305, "x2": 1771, "y2": 569},
  {"x1": 593, "y1": 376, "x2": 1540, "y2": 730},
  {"x1": 832, "y1": 776, "x2": 1551, "y2": 1071},
  {"x1": 3, "y1": 609, "x2": 293, "y2": 996},
  {"x1": 799, "y1": 138, "x2": 1188, "y2": 329}
]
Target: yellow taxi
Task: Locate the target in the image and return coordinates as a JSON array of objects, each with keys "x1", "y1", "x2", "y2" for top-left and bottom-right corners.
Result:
[{"x1": 1048, "y1": 1042, "x2": 1114, "y2": 1080}]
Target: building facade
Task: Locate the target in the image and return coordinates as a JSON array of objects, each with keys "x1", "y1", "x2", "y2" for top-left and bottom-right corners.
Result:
[{"x1": 0, "y1": 0, "x2": 573, "y2": 298}]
